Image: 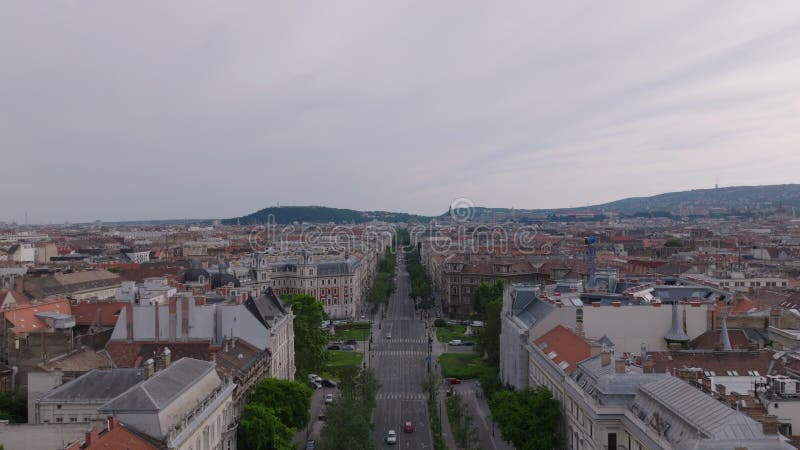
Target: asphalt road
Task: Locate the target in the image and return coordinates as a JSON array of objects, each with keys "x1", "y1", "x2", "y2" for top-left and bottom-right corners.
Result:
[{"x1": 371, "y1": 252, "x2": 433, "y2": 449}]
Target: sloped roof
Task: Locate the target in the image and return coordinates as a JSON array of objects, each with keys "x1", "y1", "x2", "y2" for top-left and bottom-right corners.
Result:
[
  {"x1": 71, "y1": 301, "x2": 127, "y2": 326},
  {"x1": 245, "y1": 287, "x2": 288, "y2": 328},
  {"x1": 535, "y1": 325, "x2": 591, "y2": 374},
  {"x1": 4, "y1": 298, "x2": 71, "y2": 333},
  {"x1": 82, "y1": 424, "x2": 158, "y2": 449},
  {"x1": 636, "y1": 376, "x2": 766, "y2": 441},
  {"x1": 100, "y1": 358, "x2": 216, "y2": 412},
  {"x1": 39, "y1": 368, "x2": 145, "y2": 404}
]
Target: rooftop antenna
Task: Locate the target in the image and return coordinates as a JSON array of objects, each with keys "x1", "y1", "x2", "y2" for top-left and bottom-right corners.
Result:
[{"x1": 715, "y1": 176, "x2": 719, "y2": 189}]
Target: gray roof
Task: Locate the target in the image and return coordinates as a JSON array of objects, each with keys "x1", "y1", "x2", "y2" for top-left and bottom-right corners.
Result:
[
  {"x1": 317, "y1": 261, "x2": 352, "y2": 276},
  {"x1": 100, "y1": 358, "x2": 215, "y2": 412},
  {"x1": 246, "y1": 287, "x2": 289, "y2": 328},
  {"x1": 635, "y1": 376, "x2": 767, "y2": 442},
  {"x1": 39, "y1": 368, "x2": 145, "y2": 404}
]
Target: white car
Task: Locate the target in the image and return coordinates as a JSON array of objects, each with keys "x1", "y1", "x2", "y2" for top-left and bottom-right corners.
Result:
[
  {"x1": 386, "y1": 429, "x2": 397, "y2": 445},
  {"x1": 449, "y1": 339, "x2": 462, "y2": 346},
  {"x1": 324, "y1": 393, "x2": 334, "y2": 404}
]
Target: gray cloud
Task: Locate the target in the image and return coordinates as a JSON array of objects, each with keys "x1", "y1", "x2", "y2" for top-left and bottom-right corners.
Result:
[{"x1": 2, "y1": 1, "x2": 800, "y2": 223}]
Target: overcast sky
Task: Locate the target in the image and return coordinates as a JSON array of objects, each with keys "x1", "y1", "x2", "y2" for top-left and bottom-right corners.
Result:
[{"x1": 3, "y1": 1, "x2": 800, "y2": 223}]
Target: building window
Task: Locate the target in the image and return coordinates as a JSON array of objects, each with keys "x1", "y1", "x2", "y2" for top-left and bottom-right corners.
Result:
[
  {"x1": 56, "y1": 418, "x2": 63, "y2": 423},
  {"x1": 70, "y1": 417, "x2": 78, "y2": 422}
]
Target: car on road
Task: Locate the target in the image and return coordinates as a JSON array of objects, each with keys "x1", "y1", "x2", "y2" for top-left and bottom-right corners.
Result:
[
  {"x1": 321, "y1": 379, "x2": 337, "y2": 388},
  {"x1": 403, "y1": 421, "x2": 414, "y2": 433},
  {"x1": 448, "y1": 339, "x2": 462, "y2": 346},
  {"x1": 309, "y1": 380, "x2": 322, "y2": 389},
  {"x1": 447, "y1": 378, "x2": 462, "y2": 385},
  {"x1": 386, "y1": 429, "x2": 397, "y2": 444},
  {"x1": 324, "y1": 393, "x2": 334, "y2": 404},
  {"x1": 305, "y1": 440, "x2": 315, "y2": 449}
]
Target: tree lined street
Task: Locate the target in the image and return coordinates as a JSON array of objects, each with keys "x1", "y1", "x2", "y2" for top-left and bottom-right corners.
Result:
[{"x1": 371, "y1": 250, "x2": 433, "y2": 449}]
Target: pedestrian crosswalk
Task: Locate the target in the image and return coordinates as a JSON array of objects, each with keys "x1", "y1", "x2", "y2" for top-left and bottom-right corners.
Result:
[
  {"x1": 372, "y1": 350, "x2": 428, "y2": 357},
  {"x1": 383, "y1": 338, "x2": 428, "y2": 344},
  {"x1": 376, "y1": 392, "x2": 427, "y2": 401}
]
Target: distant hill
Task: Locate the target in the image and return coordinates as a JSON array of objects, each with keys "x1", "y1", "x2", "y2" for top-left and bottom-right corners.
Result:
[
  {"x1": 583, "y1": 184, "x2": 800, "y2": 214},
  {"x1": 225, "y1": 184, "x2": 800, "y2": 225},
  {"x1": 224, "y1": 206, "x2": 432, "y2": 225}
]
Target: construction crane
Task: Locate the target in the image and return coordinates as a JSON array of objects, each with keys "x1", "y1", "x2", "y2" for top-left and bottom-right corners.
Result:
[{"x1": 585, "y1": 235, "x2": 597, "y2": 289}]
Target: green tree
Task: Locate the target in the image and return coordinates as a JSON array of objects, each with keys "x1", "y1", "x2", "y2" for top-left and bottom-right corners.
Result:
[
  {"x1": 0, "y1": 392, "x2": 27, "y2": 423},
  {"x1": 446, "y1": 392, "x2": 480, "y2": 450},
  {"x1": 238, "y1": 403, "x2": 294, "y2": 450},
  {"x1": 475, "y1": 280, "x2": 504, "y2": 366},
  {"x1": 284, "y1": 293, "x2": 329, "y2": 378},
  {"x1": 319, "y1": 368, "x2": 380, "y2": 450},
  {"x1": 490, "y1": 387, "x2": 560, "y2": 450},
  {"x1": 664, "y1": 238, "x2": 683, "y2": 247},
  {"x1": 250, "y1": 378, "x2": 313, "y2": 429}
]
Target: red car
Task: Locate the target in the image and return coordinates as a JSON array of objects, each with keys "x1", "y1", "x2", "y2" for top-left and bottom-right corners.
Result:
[
  {"x1": 447, "y1": 378, "x2": 462, "y2": 385},
  {"x1": 404, "y1": 421, "x2": 414, "y2": 433}
]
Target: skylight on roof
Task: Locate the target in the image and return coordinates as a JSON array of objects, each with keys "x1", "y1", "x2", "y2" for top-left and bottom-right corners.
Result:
[
  {"x1": 558, "y1": 361, "x2": 570, "y2": 370},
  {"x1": 548, "y1": 351, "x2": 558, "y2": 359}
]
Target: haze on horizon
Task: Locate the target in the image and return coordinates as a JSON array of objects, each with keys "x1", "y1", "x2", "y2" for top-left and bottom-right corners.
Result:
[{"x1": 3, "y1": 1, "x2": 800, "y2": 224}]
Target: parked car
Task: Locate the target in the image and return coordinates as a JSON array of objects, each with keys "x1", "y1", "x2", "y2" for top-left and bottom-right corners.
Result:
[
  {"x1": 403, "y1": 421, "x2": 414, "y2": 433},
  {"x1": 324, "y1": 393, "x2": 334, "y2": 404},
  {"x1": 470, "y1": 320, "x2": 485, "y2": 327},
  {"x1": 341, "y1": 345, "x2": 356, "y2": 351},
  {"x1": 462, "y1": 341, "x2": 475, "y2": 346},
  {"x1": 321, "y1": 379, "x2": 338, "y2": 388},
  {"x1": 460, "y1": 320, "x2": 471, "y2": 326},
  {"x1": 344, "y1": 339, "x2": 357, "y2": 345},
  {"x1": 309, "y1": 380, "x2": 322, "y2": 389},
  {"x1": 326, "y1": 344, "x2": 341, "y2": 350},
  {"x1": 447, "y1": 378, "x2": 462, "y2": 385},
  {"x1": 318, "y1": 411, "x2": 326, "y2": 421},
  {"x1": 305, "y1": 440, "x2": 315, "y2": 449},
  {"x1": 386, "y1": 429, "x2": 397, "y2": 444},
  {"x1": 448, "y1": 339, "x2": 462, "y2": 346}
]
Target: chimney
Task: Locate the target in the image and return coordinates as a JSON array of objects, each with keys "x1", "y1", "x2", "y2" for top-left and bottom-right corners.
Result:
[
  {"x1": 643, "y1": 359, "x2": 655, "y2": 373},
  {"x1": 162, "y1": 347, "x2": 171, "y2": 367},
  {"x1": 144, "y1": 358, "x2": 155, "y2": 378},
  {"x1": 125, "y1": 303, "x2": 134, "y2": 341},
  {"x1": 611, "y1": 301, "x2": 621, "y2": 307},
  {"x1": 85, "y1": 428, "x2": 100, "y2": 447},
  {"x1": 761, "y1": 415, "x2": 780, "y2": 435},
  {"x1": 590, "y1": 341, "x2": 602, "y2": 357},
  {"x1": 107, "y1": 415, "x2": 118, "y2": 430},
  {"x1": 720, "y1": 316, "x2": 733, "y2": 351},
  {"x1": 601, "y1": 348, "x2": 612, "y2": 366},
  {"x1": 614, "y1": 358, "x2": 626, "y2": 374},
  {"x1": 716, "y1": 383, "x2": 727, "y2": 398}
]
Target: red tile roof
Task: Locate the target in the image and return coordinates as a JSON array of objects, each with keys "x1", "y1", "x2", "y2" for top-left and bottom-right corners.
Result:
[
  {"x1": 4, "y1": 299, "x2": 71, "y2": 333},
  {"x1": 71, "y1": 301, "x2": 127, "y2": 327},
  {"x1": 535, "y1": 325, "x2": 591, "y2": 374},
  {"x1": 84, "y1": 424, "x2": 157, "y2": 449}
]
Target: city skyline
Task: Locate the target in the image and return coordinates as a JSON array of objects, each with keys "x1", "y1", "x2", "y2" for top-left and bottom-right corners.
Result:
[{"x1": 3, "y1": 1, "x2": 800, "y2": 223}]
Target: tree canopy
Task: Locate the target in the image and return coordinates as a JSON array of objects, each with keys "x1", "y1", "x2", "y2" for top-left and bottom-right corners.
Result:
[
  {"x1": 250, "y1": 378, "x2": 313, "y2": 429},
  {"x1": 490, "y1": 387, "x2": 561, "y2": 450},
  {"x1": 284, "y1": 293, "x2": 329, "y2": 378},
  {"x1": 475, "y1": 280, "x2": 504, "y2": 366},
  {"x1": 238, "y1": 403, "x2": 295, "y2": 450},
  {"x1": 319, "y1": 368, "x2": 380, "y2": 450}
]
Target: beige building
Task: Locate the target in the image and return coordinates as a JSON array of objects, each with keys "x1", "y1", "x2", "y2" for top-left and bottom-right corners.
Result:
[
  {"x1": 30, "y1": 368, "x2": 145, "y2": 425},
  {"x1": 99, "y1": 358, "x2": 237, "y2": 450}
]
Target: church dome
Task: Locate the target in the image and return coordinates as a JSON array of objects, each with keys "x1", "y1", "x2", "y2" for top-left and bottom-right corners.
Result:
[{"x1": 183, "y1": 260, "x2": 210, "y2": 283}]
